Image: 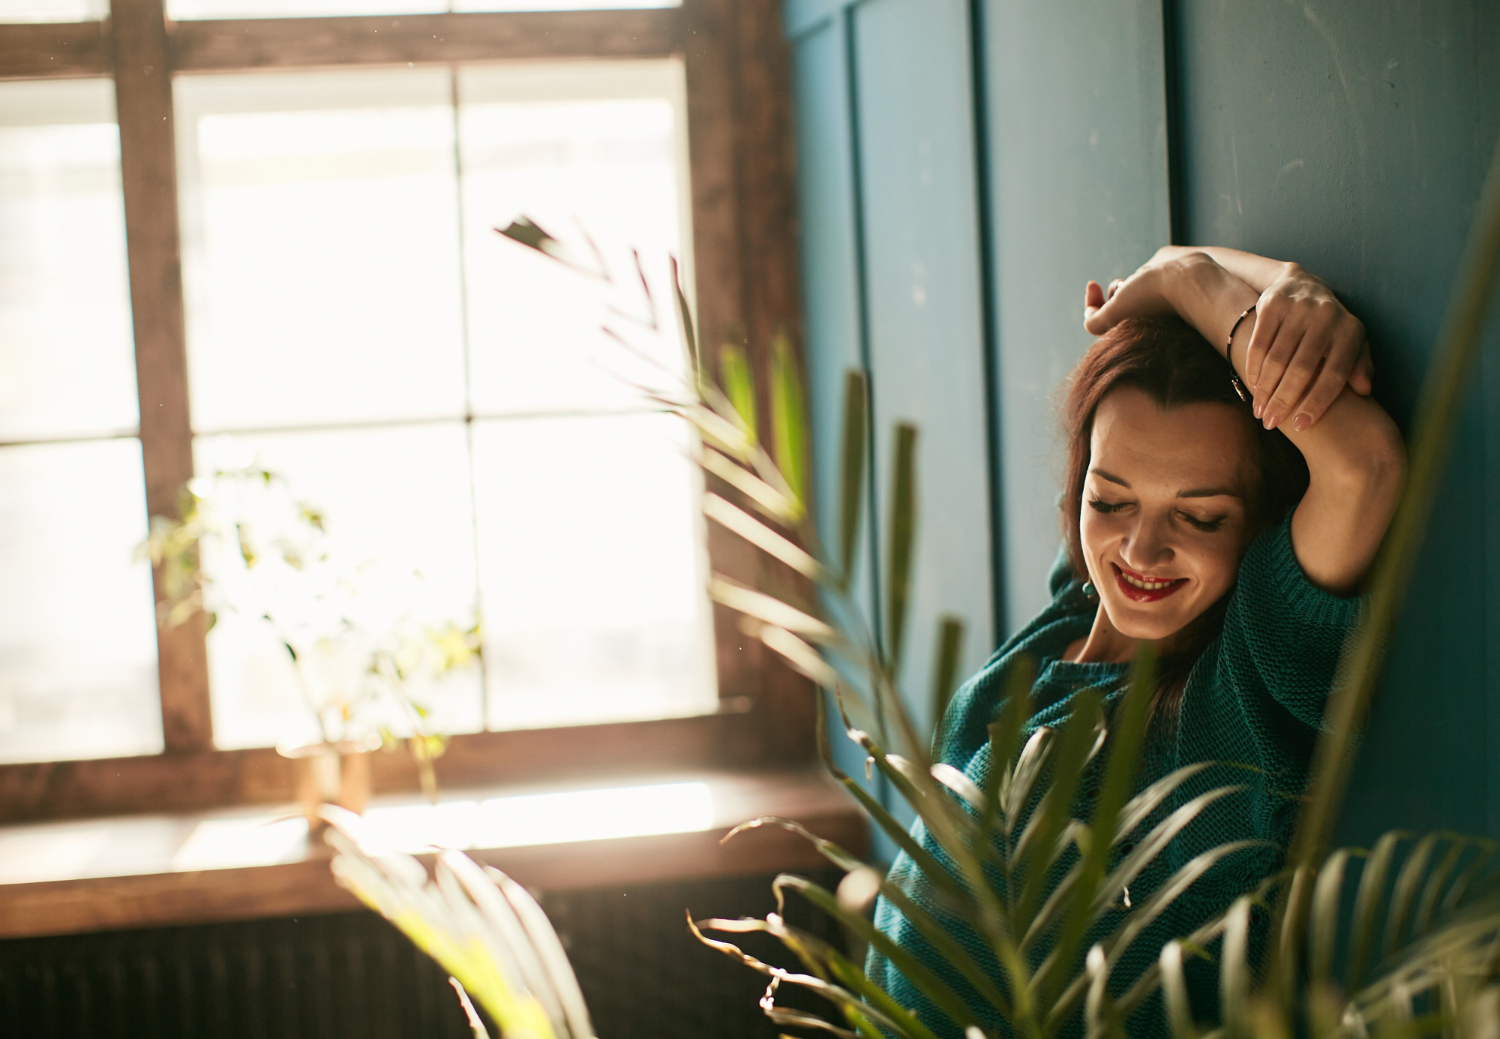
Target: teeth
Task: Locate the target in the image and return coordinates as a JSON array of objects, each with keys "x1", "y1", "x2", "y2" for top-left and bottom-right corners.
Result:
[{"x1": 1121, "y1": 572, "x2": 1175, "y2": 591}]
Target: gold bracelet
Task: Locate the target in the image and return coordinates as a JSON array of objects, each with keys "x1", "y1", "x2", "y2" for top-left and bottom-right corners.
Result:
[{"x1": 1226, "y1": 304, "x2": 1256, "y2": 403}]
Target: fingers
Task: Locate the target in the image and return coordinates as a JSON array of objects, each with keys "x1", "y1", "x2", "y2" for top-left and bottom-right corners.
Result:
[
  {"x1": 1284, "y1": 322, "x2": 1362, "y2": 430},
  {"x1": 1083, "y1": 280, "x2": 1106, "y2": 327},
  {"x1": 1243, "y1": 303, "x2": 1280, "y2": 391},
  {"x1": 1251, "y1": 312, "x2": 1307, "y2": 422},
  {"x1": 1350, "y1": 342, "x2": 1374, "y2": 395}
]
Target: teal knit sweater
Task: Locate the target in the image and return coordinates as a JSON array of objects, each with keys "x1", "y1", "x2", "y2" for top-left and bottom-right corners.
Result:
[{"x1": 867, "y1": 512, "x2": 1363, "y2": 1037}]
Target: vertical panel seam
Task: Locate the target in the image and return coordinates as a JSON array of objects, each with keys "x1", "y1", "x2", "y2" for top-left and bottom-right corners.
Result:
[
  {"x1": 1159, "y1": 0, "x2": 1185, "y2": 245},
  {"x1": 965, "y1": 0, "x2": 1006, "y2": 648}
]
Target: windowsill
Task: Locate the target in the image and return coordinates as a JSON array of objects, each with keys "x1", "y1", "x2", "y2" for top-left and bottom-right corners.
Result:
[{"x1": 0, "y1": 766, "x2": 866, "y2": 940}]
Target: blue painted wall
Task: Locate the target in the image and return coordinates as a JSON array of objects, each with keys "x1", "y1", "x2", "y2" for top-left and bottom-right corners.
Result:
[{"x1": 785, "y1": 0, "x2": 1500, "y2": 843}]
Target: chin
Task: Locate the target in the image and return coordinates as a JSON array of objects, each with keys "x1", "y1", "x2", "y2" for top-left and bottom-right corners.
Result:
[{"x1": 1103, "y1": 602, "x2": 1190, "y2": 643}]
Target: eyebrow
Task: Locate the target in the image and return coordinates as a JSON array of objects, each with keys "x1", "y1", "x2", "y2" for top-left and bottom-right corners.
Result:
[{"x1": 1089, "y1": 467, "x2": 1242, "y2": 500}]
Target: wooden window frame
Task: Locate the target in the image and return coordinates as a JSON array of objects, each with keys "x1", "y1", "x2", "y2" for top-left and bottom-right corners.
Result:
[{"x1": 0, "y1": 0, "x2": 809, "y2": 823}]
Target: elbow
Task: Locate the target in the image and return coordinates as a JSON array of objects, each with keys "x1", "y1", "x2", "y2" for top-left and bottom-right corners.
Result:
[{"x1": 1328, "y1": 412, "x2": 1407, "y2": 518}]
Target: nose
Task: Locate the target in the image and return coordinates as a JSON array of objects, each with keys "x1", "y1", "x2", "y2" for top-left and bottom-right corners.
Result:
[{"x1": 1120, "y1": 512, "x2": 1174, "y2": 572}]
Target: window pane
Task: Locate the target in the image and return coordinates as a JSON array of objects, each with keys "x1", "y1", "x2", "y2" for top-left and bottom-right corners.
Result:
[
  {"x1": 195, "y1": 424, "x2": 482, "y2": 750},
  {"x1": 0, "y1": 79, "x2": 137, "y2": 442},
  {"x1": 0, "y1": 440, "x2": 161, "y2": 764},
  {"x1": 175, "y1": 71, "x2": 466, "y2": 433},
  {"x1": 473, "y1": 413, "x2": 716, "y2": 730},
  {"x1": 458, "y1": 60, "x2": 694, "y2": 416},
  {"x1": 0, "y1": 0, "x2": 106, "y2": 21}
]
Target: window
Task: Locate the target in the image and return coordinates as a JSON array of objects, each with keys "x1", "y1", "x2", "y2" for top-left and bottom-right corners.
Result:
[{"x1": 0, "y1": 0, "x2": 806, "y2": 820}]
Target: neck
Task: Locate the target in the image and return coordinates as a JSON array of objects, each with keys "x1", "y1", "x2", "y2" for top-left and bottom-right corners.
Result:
[{"x1": 1069, "y1": 607, "x2": 1141, "y2": 664}]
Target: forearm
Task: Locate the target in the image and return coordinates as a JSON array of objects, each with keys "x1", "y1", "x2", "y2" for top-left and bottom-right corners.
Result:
[
  {"x1": 1168, "y1": 255, "x2": 1404, "y2": 592},
  {"x1": 1154, "y1": 244, "x2": 1295, "y2": 295}
]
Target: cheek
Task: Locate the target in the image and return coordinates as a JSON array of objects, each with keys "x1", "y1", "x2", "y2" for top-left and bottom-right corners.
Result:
[
  {"x1": 1181, "y1": 532, "x2": 1244, "y2": 594},
  {"x1": 1077, "y1": 510, "x2": 1117, "y2": 562}
]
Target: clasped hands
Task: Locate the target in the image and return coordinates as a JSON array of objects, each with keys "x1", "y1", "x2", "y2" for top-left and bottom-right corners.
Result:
[{"x1": 1081, "y1": 250, "x2": 1373, "y2": 432}]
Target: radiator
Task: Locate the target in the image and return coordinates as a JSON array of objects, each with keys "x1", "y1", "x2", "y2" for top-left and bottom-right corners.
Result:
[{"x1": 0, "y1": 870, "x2": 845, "y2": 1039}]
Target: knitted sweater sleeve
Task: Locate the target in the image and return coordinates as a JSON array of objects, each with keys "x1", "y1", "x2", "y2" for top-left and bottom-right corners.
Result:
[{"x1": 1214, "y1": 511, "x2": 1365, "y2": 730}]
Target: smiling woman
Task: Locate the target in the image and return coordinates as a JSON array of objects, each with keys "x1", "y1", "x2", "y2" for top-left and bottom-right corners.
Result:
[{"x1": 868, "y1": 249, "x2": 1408, "y2": 1037}]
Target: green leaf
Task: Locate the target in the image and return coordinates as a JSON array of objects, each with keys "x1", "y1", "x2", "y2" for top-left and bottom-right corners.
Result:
[
  {"x1": 670, "y1": 255, "x2": 701, "y2": 385},
  {"x1": 1349, "y1": 831, "x2": 1408, "y2": 989},
  {"x1": 770, "y1": 332, "x2": 809, "y2": 510},
  {"x1": 777, "y1": 874, "x2": 981, "y2": 1034},
  {"x1": 1384, "y1": 833, "x2": 1441, "y2": 960},
  {"x1": 1309, "y1": 847, "x2": 1357, "y2": 986},
  {"x1": 929, "y1": 616, "x2": 966, "y2": 746},
  {"x1": 718, "y1": 342, "x2": 758, "y2": 445},
  {"x1": 815, "y1": 709, "x2": 971, "y2": 907},
  {"x1": 885, "y1": 423, "x2": 918, "y2": 670},
  {"x1": 708, "y1": 575, "x2": 836, "y2": 641},
  {"x1": 1046, "y1": 644, "x2": 1157, "y2": 1007},
  {"x1": 975, "y1": 654, "x2": 1035, "y2": 856},
  {"x1": 838, "y1": 370, "x2": 869, "y2": 587},
  {"x1": 1015, "y1": 688, "x2": 1101, "y2": 931},
  {"x1": 703, "y1": 492, "x2": 822, "y2": 579},
  {"x1": 1220, "y1": 896, "x2": 1254, "y2": 1037},
  {"x1": 1159, "y1": 941, "x2": 1199, "y2": 1039}
]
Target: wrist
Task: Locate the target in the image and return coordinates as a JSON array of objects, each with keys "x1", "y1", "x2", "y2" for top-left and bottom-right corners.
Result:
[{"x1": 1170, "y1": 253, "x2": 1257, "y2": 353}]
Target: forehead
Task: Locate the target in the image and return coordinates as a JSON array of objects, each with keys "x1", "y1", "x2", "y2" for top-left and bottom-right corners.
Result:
[{"x1": 1089, "y1": 385, "x2": 1254, "y2": 492}]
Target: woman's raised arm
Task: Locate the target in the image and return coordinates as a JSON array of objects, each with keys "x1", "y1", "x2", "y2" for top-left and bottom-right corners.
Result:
[
  {"x1": 1085, "y1": 252, "x2": 1405, "y2": 595},
  {"x1": 1149, "y1": 244, "x2": 1374, "y2": 426}
]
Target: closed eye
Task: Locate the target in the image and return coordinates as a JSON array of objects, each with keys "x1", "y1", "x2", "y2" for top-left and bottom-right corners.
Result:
[
  {"x1": 1180, "y1": 512, "x2": 1226, "y2": 533},
  {"x1": 1087, "y1": 497, "x2": 1127, "y2": 514}
]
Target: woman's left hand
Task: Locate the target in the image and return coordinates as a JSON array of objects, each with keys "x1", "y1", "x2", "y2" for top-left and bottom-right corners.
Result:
[
  {"x1": 1242, "y1": 264, "x2": 1373, "y2": 431},
  {"x1": 1083, "y1": 256, "x2": 1373, "y2": 432}
]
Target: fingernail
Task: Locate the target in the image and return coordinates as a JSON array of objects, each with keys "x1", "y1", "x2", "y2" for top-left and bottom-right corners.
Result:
[
  {"x1": 1253, "y1": 401, "x2": 1263, "y2": 419},
  {"x1": 1263, "y1": 412, "x2": 1276, "y2": 431},
  {"x1": 1292, "y1": 414, "x2": 1311, "y2": 432}
]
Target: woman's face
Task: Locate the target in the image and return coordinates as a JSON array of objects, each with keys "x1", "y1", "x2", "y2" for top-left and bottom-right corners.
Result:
[{"x1": 1080, "y1": 385, "x2": 1257, "y2": 645}]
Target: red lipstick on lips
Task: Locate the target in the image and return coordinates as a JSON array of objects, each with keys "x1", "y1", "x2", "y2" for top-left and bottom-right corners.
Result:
[{"x1": 1111, "y1": 562, "x2": 1187, "y2": 603}]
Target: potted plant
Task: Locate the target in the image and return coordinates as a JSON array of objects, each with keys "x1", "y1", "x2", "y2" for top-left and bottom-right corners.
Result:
[{"x1": 141, "y1": 464, "x2": 481, "y2": 823}]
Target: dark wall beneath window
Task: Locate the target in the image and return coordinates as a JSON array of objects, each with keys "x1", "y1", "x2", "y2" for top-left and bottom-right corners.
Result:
[
  {"x1": 785, "y1": 0, "x2": 1500, "y2": 841},
  {"x1": 0, "y1": 871, "x2": 844, "y2": 1039}
]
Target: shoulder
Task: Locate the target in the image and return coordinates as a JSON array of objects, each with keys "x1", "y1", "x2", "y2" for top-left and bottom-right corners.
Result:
[{"x1": 1195, "y1": 511, "x2": 1364, "y2": 730}]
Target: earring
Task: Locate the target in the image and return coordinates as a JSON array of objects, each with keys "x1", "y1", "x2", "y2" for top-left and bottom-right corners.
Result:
[{"x1": 1081, "y1": 581, "x2": 1096, "y2": 598}]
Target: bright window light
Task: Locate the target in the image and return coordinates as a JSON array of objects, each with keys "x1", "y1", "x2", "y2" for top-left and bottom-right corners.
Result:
[
  {"x1": 359, "y1": 780, "x2": 716, "y2": 853},
  {"x1": 173, "y1": 60, "x2": 716, "y2": 750}
]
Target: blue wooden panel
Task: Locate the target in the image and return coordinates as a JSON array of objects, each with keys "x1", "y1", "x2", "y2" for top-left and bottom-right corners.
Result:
[
  {"x1": 788, "y1": 13, "x2": 874, "y2": 786},
  {"x1": 851, "y1": 0, "x2": 995, "y2": 741},
  {"x1": 977, "y1": 0, "x2": 1172, "y2": 633},
  {"x1": 1172, "y1": 0, "x2": 1500, "y2": 839}
]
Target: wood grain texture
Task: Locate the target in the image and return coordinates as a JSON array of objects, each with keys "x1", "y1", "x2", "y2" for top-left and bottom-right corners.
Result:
[
  {"x1": 0, "y1": 713, "x2": 802, "y2": 823},
  {"x1": 112, "y1": 0, "x2": 214, "y2": 753},
  {"x1": 729, "y1": 0, "x2": 817, "y2": 764},
  {"x1": 680, "y1": 0, "x2": 747, "y2": 355},
  {"x1": 0, "y1": 21, "x2": 111, "y2": 80},
  {"x1": 168, "y1": 9, "x2": 680, "y2": 73},
  {"x1": 0, "y1": 768, "x2": 865, "y2": 939}
]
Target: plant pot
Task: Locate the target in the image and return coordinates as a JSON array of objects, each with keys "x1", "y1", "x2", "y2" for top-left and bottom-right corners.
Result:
[{"x1": 279, "y1": 736, "x2": 380, "y2": 829}]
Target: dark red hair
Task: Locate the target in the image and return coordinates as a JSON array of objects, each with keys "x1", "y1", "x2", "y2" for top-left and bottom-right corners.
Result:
[{"x1": 1060, "y1": 316, "x2": 1308, "y2": 718}]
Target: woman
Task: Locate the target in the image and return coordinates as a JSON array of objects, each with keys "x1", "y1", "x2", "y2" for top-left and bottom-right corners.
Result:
[{"x1": 867, "y1": 247, "x2": 1405, "y2": 1036}]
